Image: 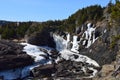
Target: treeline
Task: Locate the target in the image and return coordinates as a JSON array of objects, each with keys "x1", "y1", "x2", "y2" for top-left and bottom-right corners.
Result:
[
  {"x1": 0, "y1": 1, "x2": 119, "y2": 40},
  {"x1": 58, "y1": 5, "x2": 104, "y2": 33},
  {"x1": 0, "y1": 21, "x2": 63, "y2": 39},
  {"x1": 111, "y1": 0, "x2": 120, "y2": 25},
  {"x1": 0, "y1": 22, "x2": 32, "y2": 39}
]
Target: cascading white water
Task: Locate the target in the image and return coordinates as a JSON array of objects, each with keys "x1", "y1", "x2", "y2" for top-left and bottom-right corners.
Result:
[
  {"x1": 53, "y1": 34, "x2": 80, "y2": 53},
  {"x1": 66, "y1": 33, "x2": 70, "y2": 42},
  {"x1": 53, "y1": 34, "x2": 67, "y2": 51},
  {"x1": 81, "y1": 23, "x2": 97, "y2": 48},
  {"x1": 71, "y1": 36, "x2": 80, "y2": 53},
  {"x1": 92, "y1": 31, "x2": 96, "y2": 43},
  {"x1": 0, "y1": 26, "x2": 99, "y2": 79},
  {"x1": 66, "y1": 33, "x2": 71, "y2": 49},
  {"x1": 53, "y1": 33, "x2": 99, "y2": 66},
  {"x1": 53, "y1": 33, "x2": 99, "y2": 78},
  {"x1": 0, "y1": 43, "x2": 52, "y2": 80},
  {"x1": 53, "y1": 27, "x2": 97, "y2": 53}
]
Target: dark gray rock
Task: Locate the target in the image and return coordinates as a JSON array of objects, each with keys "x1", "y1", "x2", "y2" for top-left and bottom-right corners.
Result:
[
  {"x1": 76, "y1": 26, "x2": 81, "y2": 34},
  {"x1": 0, "y1": 40, "x2": 34, "y2": 70},
  {"x1": 55, "y1": 60, "x2": 98, "y2": 78},
  {"x1": 49, "y1": 49, "x2": 59, "y2": 59},
  {"x1": 30, "y1": 58, "x2": 99, "y2": 79},
  {"x1": 31, "y1": 64, "x2": 56, "y2": 78},
  {"x1": 95, "y1": 27, "x2": 102, "y2": 39},
  {"x1": 27, "y1": 30, "x2": 56, "y2": 48},
  {"x1": 80, "y1": 35, "x2": 117, "y2": 66}
]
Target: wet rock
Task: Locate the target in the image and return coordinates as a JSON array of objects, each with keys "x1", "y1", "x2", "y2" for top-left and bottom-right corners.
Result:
[
  {"x1": 50, "y1": 49, "x2": 59, "y2": 59},
  {"x1": 39, "y1": 54, "x2": 49, "y2": 60},
  {"x1": 30, "y1": 58, "x2": 99, "y2": 79},
  {"x1": 86, "y1": 69, "x2": 94, "y2": 75},
  {"x1": 55, "y1": 60, "x2": 96, "y2": 78},
  {"x1": 39, "y1": 48, "x2": 48, "y2": 54},
  {"x1": 73, "y1": 54, "x2": 79, "y2": 59},
  {"x1": 0, "y1": 40, "x2": 34, "y2": 70},
  {"x1": 31, "y1": 64, "x2": 56, "y2": 78}
]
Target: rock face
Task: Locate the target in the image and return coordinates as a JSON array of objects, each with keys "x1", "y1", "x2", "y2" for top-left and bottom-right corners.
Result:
[
  {"x1": 76, "y1": 17, "x2": 120, "y2": 80},
  {"x1": 31, "y1": 59, "x2": 100, "y2": 79},
  {"x1": 79, "y1": 20, "x2": 118, "y2": 66},
  {"x1": 31, "y1": 64, "x2": 56, "y2": 78},
  {"x1": 80, "y1": 38, "x2": 117, "y2": 66},
  {"x1": 76, "y1": 20, "x2": 120, "y2": 80},
  {"x1": 0, "y1": 40, "x2": 34, "y2": 70},
  {"x1": 92, "y1": 50, "x2": 120, "y2": 80},
  {"x1": 27, "y1": 30, "x2": 56, "y2": 48}
]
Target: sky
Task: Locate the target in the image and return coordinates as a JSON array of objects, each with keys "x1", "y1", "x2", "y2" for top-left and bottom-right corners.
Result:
[{"x1": 0, "y1": 0, "x2": 111, "y2": 22}]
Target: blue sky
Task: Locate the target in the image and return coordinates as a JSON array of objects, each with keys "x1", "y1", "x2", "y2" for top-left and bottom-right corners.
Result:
[{"x1": 0, "y1": 0, "x2": 111, "y2": 22}]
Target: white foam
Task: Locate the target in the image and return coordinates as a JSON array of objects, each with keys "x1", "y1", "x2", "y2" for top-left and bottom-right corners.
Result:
[
  {"x1": 60, "y1": 49, "x2": 99, "y2": 67},
  {"x1": 104, "y1": 29, "x2": 107, "y2": 33},
  {"x1": 80, "y1": 23, "x2": 97, "y2": 48},
  {"x1": 21, "y1": 43, "x2": 46, "y2": 62},
  {"x1": 71, "y1": 36, "x2": 80, "y2": 53},
  {"x1": 53, "y1": 34, "x2": 67, "y2": 51},
  {"x1": 88, "y1": 67, "x2": 98, "y2": 78},
  {"x1": 66, "y1": 33, "x2": 70, "y2": 42}
]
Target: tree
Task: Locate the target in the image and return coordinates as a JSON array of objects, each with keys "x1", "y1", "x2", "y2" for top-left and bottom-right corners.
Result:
[
  {"x1": 111, "y1": 0, "x2": 120, "y2": 24},
  {"x1": 1, "y1": 27, "x2": 15, "y2": 39}
]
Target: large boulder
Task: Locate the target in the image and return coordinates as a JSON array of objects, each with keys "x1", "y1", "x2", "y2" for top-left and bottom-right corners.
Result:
[
  {"x1": 0, "y1": 40, "x2": 34, "y2": 70},
  {"x1": 30, "y1": 64, "x2": 56, "y2": 78},
  {"x1": 27, "y1": 30, "x2": 56, "y2": 48}
]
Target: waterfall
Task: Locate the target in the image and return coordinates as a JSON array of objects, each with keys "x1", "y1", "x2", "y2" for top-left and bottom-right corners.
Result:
[
  {"x1": 53, "y1": 23, "x2": 98, "y2": 50},
  {"x1": 71, "y1": 36, "x2": 80, "y2": 53},
  {"x1": 0, "y1": 33, "x2": 99, "y2": 79},
  {"x1": 53, "y1": 34, "x2": 67, "y2": 51},
  {"x1": 53, "y1": 34, "x2": 80, "y2": 53},
  {"x1": 66, "y1": 33, "x2": 70, "y2": 42},
  {"x1": 66, "y1": 33, "x2": 71, "y2": 49},
  {"x1": 86, "y1": 23, "x2": 96, "y2": 48},
  {"x1": 81, "y1": 23, "x2": 97, "y2": 48}
]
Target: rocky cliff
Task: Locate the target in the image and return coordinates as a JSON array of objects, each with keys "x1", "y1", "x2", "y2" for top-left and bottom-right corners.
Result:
[{"x1": 78, "y1": 21, "x2": 120, "y2": 80}]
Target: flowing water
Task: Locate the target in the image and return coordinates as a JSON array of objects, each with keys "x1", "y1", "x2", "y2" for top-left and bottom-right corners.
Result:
[{"x1": 0, "y1": 23, "x2": 100, "y2": 80}]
